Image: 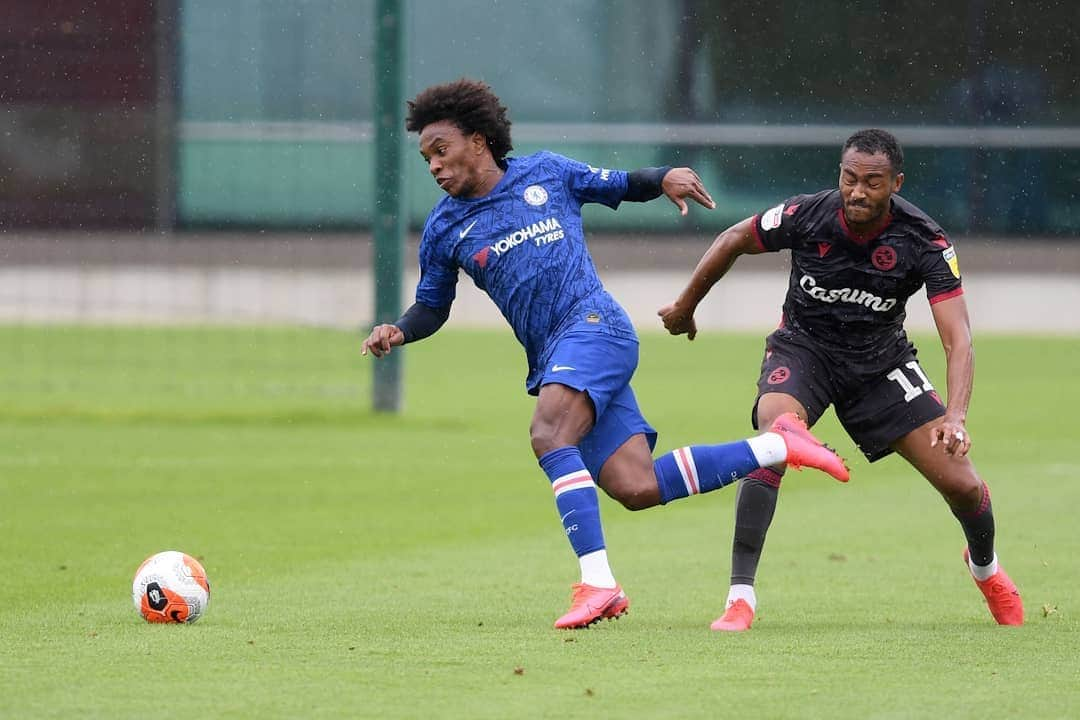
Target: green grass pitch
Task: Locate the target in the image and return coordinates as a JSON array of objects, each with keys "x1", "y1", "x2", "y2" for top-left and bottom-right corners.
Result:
[{"x1": 2, "y1": 325, "x2": 1078, "y2": 718}]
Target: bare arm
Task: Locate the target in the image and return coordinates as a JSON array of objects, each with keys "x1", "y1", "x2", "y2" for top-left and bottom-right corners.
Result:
[
  {"x1": 928, "y1": 294, "x2": 975, "y2": 456},
  {"x1": 657, "y1": 216, "x2": 763, "y2": 340}
]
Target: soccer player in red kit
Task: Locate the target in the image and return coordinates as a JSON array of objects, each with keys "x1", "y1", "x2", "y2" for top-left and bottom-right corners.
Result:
[{"x1": 659, "y1": 128, "x2": 1023, "y2": 630}]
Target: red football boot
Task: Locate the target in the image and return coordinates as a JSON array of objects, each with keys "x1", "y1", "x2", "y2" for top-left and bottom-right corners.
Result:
[
  {"x1": 710, "y1": 599, "x2": 755, "y2": 632},
  {"x1": 770, "y1": 412, "x2": 850, "y2": 482},
  {"x1": 554, "y1": 583, "x2": 629, "y2": 629},
  {"x1": 964, "y1": 549, "x2": 1024, "y2": 626}
]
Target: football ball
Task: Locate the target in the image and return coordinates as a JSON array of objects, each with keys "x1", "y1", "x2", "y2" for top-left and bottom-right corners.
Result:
[{"x1": 131, "y1": 550, "x2": 211, "y2": 624}]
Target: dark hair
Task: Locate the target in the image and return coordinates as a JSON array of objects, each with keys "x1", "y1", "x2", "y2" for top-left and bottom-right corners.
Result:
[
  {"x1": 842, "y1": 128, "x2": 904, "y2": 174},
  {"x1": 405, "y1": 78, "x2": 513, "y2": 163}
]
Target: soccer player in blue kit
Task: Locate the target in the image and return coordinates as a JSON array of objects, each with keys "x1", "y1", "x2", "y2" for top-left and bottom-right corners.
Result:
[
  {"x1": 360, "y1": 78, "x2": 850, "y2": 629},
  {"x1": 660, "y1": 129, "x2": 1023, "y2": 630}
]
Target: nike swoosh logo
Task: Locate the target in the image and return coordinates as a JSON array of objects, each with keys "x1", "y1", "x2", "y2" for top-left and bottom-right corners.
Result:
[
  {"x1": 459, "y1": 219, "x2": 478, "y2": 239},
  {"x1": 551, "y1": 365, "x2": 576, "y2": 372},
  {"x1": 560, "y1": 509, "x2": 575, "y2": 522}
]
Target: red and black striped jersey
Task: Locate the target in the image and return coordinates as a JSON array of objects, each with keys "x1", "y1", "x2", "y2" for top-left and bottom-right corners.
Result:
[{"x1": 752, "y1": 189, "x2": 963, "y2": 358}]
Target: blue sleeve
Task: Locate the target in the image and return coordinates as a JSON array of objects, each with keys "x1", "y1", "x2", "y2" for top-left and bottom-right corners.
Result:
[
  {"x1": 547, "y1": 152, "x2": 629, "y2": 210},
  {"x1": 414, "y1": 221, "x2": 458, "y2": 309}
]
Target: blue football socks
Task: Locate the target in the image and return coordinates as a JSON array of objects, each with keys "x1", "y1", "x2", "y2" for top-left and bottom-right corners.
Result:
[
  {"x1": 653, "y1": 441, "x2": 761, "y2": 504},
  {"x1": 539, "y1": 446, "x2": 606, "y2": 557}
]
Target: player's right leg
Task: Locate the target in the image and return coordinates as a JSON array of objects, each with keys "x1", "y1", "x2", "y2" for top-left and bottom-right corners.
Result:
[
  {"x1": 533, "y1": 331, "x2": 643, "y2": 629},
  {"x1": 713, "y1": 392, "x2": 812, "y2": 631},
  {"x1": 716, "y1": 332, "x2": 841, "y2": 631},
  {"x1": 532, "y1": 382, "x2": 628, "y2": 629}
]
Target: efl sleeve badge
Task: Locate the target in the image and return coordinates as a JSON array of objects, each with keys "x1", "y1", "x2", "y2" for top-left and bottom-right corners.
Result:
[{"x1": 942, "y1": 246, "x2": 960, "y2": 279}]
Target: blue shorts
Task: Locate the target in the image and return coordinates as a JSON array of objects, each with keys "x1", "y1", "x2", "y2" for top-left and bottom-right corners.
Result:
[{"x1": 539, "y1": 330, "x2": 658, "y2": 478}]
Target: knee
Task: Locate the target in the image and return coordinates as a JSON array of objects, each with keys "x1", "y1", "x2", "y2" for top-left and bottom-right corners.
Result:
[
  {"x1": 529, "y1": 407, "x2": 591, "y2": 459},
  {"x1": 602, "y1": 475, "x2": 658, "y2": 511},
  {"x1": 529, "y1": 421, "x2": 559, "y2": 459},
  {"x1": 941, "y1": 474, "x2": 984, "y2": 511},
  {"x1": 616, "y1": 489, "x2": 652, "y2": 512}
]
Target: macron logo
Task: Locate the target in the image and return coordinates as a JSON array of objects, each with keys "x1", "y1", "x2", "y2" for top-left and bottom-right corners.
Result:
[
  {"x1": 459, "y1": 219, "x2": 478, "y2": 239},
  {"x1": 551, "y1": 364, "x2": 575, "y2": 372}
]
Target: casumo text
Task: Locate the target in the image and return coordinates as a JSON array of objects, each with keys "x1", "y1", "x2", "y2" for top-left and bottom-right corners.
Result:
[{"x1": 799, "y1": 274, "x2": 897, "y2": 312}]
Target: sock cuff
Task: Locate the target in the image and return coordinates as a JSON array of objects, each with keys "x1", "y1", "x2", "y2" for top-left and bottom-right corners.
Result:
[
  {"x1": 746, "y1": 433, "x2": 786, "y2": 467},
  {"x1": 727, "y1": 583, "x2": 757, "y2": 611},
  {"x1": 538, "y1": 445, "x2": 584, "y2": 475},
  {"x1": 539, "y1": 446, "x2": 594, "y2": 497},
  {"x1": 968, "y1": 552, "x2": 999, "y2": 580},
  {"x1": 955, "y1": 480, "x2": 993, "y2": 519},
  {"x1": 746, "y1": 467, "x2": 784, "y2": 488},
  {"x1": 976, "y1": 481, "x2": 992, "y2": 514}
]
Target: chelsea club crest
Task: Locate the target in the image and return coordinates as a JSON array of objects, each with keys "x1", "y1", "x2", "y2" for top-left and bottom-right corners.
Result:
[{"x1": 524, "y1": 185, "x2": 548, "y2": 206}]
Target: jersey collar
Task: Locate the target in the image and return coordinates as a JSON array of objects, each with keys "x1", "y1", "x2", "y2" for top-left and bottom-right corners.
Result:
[{"x1": 836, "y1": 205, "x2": 893, "y2": 246}]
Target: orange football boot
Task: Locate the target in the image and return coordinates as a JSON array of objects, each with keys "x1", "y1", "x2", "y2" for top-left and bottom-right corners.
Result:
[
  {"x1": 710, "y1": 599, "x2": 755, "y2": 632},
  {"x1": 964, "y1": 549, "x2": 1024, "y2": 626},
  {"x1": 770, "y1": 412, "x2": 850, "y2": 482},
  {"x1": 554, "y1": 583, "x2": 629, "y2": 629}
]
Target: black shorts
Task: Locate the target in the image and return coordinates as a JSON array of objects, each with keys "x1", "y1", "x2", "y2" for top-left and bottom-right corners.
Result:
[{"x1": 751, "y1": 329, "x2": 946, "y2": 462}]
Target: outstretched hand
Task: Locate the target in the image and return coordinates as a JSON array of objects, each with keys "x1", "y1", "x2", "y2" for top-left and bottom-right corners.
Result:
[
  {"x1": 929, "y1": 417, "x2": 972, "y2": 457},
  {"x1": 360, "y1": 323, "x2": 405, "y2": 358},
  {"x1": 662, "y1": 167, "x2": 716, "y2": 216},
  {"x1": 657, "y1": 302, "x2": 697, "y2": 340}
]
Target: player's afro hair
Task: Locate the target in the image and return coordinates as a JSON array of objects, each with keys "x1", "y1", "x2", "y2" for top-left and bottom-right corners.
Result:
[
  {"x1": 406, "y1": 78, "x2": 513, "y2": 164},
  {"x1": 842, "y1": 128, "x2": 904, "y2": 175}
]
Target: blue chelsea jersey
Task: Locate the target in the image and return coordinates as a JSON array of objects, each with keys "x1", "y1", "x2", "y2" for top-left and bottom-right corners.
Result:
[{"x1": 415, "y1": 151, "x2": 637, "y2": 393}]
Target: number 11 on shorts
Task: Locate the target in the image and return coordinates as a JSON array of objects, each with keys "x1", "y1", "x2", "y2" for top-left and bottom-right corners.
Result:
[{"x1": 886, "y1": 361, "x2": 934, "y2": 402}]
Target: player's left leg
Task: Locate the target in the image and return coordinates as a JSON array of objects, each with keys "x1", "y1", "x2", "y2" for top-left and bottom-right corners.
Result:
[
  {"x1": 587, "y1": 387, "x2": 846, "y2": 630},
  {"x1": 592, "y1": 397, "x2": 847, "y2": 513},
  {"x1": 891, "y1": 426, "x2": 1023, "y2": 625},
  {"x1": 837, "y1": 355, "x2": 1022, "y2": 625}
]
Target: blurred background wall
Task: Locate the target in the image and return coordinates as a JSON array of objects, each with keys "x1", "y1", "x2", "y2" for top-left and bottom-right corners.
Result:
[
  {"x1": 1, "y1": 1, "x2": 169, "y2": 228},
  {"x1": 2, "y1": 1, "x2": 1079, "y2": 333},
  {"x1": 3, "y1": 0, "x2": 1078, "y2": 235}
]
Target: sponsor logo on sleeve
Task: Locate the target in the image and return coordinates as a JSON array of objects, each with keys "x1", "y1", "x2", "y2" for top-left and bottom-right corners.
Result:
[
  {"x1": 587, "y1": 165, "x2": 612, "y2": 181},
  {"x1": 942, "y1": 246, "x2": 960, "y2": 278},
  {"x1": 761, "y1": 203, "x2": 785, "y2": 231}
]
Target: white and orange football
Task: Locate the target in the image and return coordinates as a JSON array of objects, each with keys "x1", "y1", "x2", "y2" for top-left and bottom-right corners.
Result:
[{"x1": 131, "y1": 551, "x2": 211, "y2": 624}]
